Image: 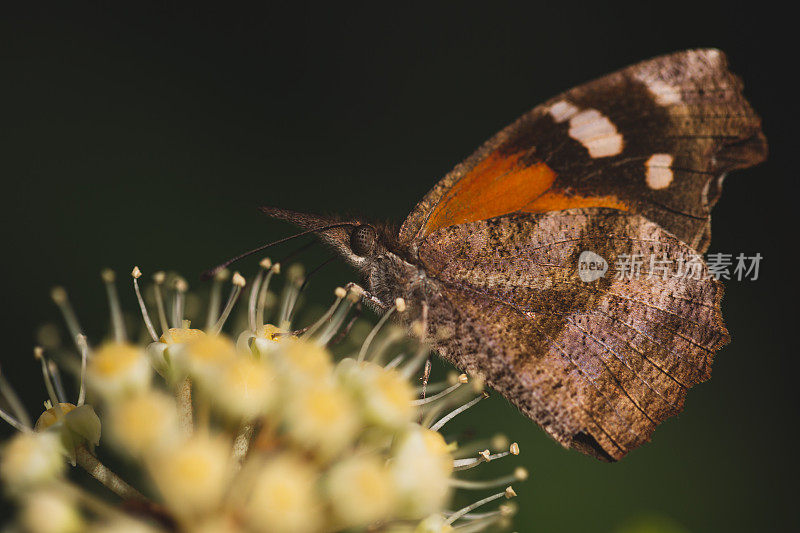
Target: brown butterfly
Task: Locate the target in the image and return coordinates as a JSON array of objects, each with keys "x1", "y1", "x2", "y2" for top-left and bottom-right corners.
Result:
[{"x1": 254, "y1": 49, "x2": 765, "y2": 461}]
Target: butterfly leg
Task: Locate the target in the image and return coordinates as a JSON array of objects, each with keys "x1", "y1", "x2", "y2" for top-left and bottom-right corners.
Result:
[
  {"x1": 344, "y1": 282, "x2": 389, "y2": 310},
  {"x1": 421, "y1": 354, "x2": 433, "y2": 398},
  {"x1": 418, "y1": 300, "x2": 433, "y2": 399}
]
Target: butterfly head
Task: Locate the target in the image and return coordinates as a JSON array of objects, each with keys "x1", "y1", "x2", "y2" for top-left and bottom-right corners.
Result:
[
  {"x1": 258, "y1": 207, "x2": 418, "y2": 312},
  {"x1": 349, "y1": 224, "x2": 379, "y2": 257}
]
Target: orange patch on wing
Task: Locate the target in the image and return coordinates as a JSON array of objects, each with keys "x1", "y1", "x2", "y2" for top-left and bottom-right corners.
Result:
[
  {"x1": 421, "y1": 152, "x2": 629, "y2": 236},
  {"x1": 422, "y1": 153, "x2": 557, "y2": 235},
  {"x1": 521, "y1": 191, "x2": 628, "y2": 213}
]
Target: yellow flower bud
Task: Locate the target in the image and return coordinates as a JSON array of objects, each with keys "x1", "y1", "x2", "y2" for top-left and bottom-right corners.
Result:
[
  {"x1": 34, "y1": 403, "x2": 77, "y2": 431},
  {"x1": 392, "y1": 426, "x2": 454, "y2": 518},
  {"x1": 160, "y1": 328, "x2": 205, "y2": 344},
  {"x1": 197, "y1": 355, "x2": 277, "y2": 421},
  {"x1": 86, "y1": 343, "x2": 151, "y2": 400},
  {"x1": 147, "y1": 433, "x2": 232, "y2": 519},
  {"x1": 242, "y1": 453, "x2": 323, "y2": 533},
  {"x1": 283, "y1": 380, "x2": 360, "y2": 460},
  {"x1": 269, "y1": 339, "x2": 333, "y2": 384},
  {"x1": 325, "y1": 454, "x2": 396, "y2": 528},
  {"x1": 19, "y1": 489, "x2": 83, "y2": 533},
  {"x1": 0, "y1": 432, "x2": 65, "y2": 493},
  {"x1": 339, "y1": 360, "x2": 415, "y2": 431},
  {"x1": 108, "y1": 390, "x2": 179, "y2": 458}
]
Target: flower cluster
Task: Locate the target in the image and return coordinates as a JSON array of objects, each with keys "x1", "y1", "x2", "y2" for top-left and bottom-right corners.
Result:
[{"x1": 1, "y1": 259, "x2": 526, "y2": 532}]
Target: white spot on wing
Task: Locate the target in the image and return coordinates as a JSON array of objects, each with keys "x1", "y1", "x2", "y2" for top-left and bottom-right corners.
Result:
[
  {"x1": 567, "y1": 109, "x2": 623, "y2": 158},
  {"x1": 633, "y1": 70, "x2": 683, "y2": 106},
  {"x1": 701, "y1": 179, "x2": 711, "y2": 207},
  {"x1": 646, "y1": 80, "x2": 682, "y2": 105},
  {"x1": 547, "y1": 100, "x2": 579, "y2": 123},
  {"x1": 645, "y1": 153, "x2": 674, "y2": 189}
]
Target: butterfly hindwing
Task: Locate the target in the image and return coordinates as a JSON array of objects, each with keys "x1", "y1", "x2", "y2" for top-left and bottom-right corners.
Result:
[
  {"x1": 415, "y1": 208, "x2": 728, "y2": 460},
  {"x1": 399, "y1": 48, "x2": 766, "y2": 252}
]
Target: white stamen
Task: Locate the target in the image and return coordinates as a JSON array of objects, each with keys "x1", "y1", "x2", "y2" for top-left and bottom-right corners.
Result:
[
  {"x1": 411, "y1": 379, "x2": 465, "y2": 406},
  {"x1": 0, "y1": 371, "x2": 32, "y2": 431},
  {"x1": 101, "y1": 269, "x2": 126, "y2": 343},
  {"x1": 444, "y1": 488, "x2": 511, "y2": 526},
  {"x1": 450, "y1": 467, "x2": 528, "y2": 489},
  {"x1": 369, "y1": 328, "x2": 407, "y2": 367},
  {"x1": 301, "y1": 289, "x2": 346, "y2": 339},
  {"x1": 416, "y1": 379, "x2": 450, "y2": 395},
  {"x1": 255, "y1": 264, "x2": 278, "y2": 329},
  {"x1": 204, "y1": 268, "x2": 229, "y2": 330},
  {"x1": 0, "y1": 405, "x2": 28, "y2": 432},
  {"x1": 35, "y1": 347, "x2": 62, "y2": 418},
  {"x1": 47, "y1": 361, "x2": 67, "y2": 404},
  {"x1": 384, "y1": 353, "x2": 406, "y2": 370},
  {"x1": 358, "y1": 304, "x2": 397, "y2": 363},
  {"x1": 131, "y1": 267, "x2": 159, "y2": 342},
  {"x1": 152, "y1": 272, "x2": 170, "y2": 335},
  {"x1": 76, "y1": 335, "x2": 88, "y2": 406},
  {"x1": 453, "y1": 433, "x2": 508, "y2": 459},
  {"x1": 429, "y1": 392, "x2": 489, "y2": 432},
  {"x1": 449, "y1": 512, "x2": 507, "y2": 532},
  {"x1": 172, "y1": 278, "x2": 188, "y2": 329},
  {"x1": 314, "y1": 294, "x2": 357, "y2": 346},
  {"x1": 277, "y1": 266, "x2": 304, "y2": 329},
  {"x1": 247, "y1": 267, "x2": 267, "y2": 332},
  {"x1": 486, "y1": 450, "x2": 511, "y2": 462},
  {"x1": 210, "y1": 274, "x2": 244, "y2": 335},
  {"x1": 50, "y1": 287, "x2": 84, "y2": 349}
]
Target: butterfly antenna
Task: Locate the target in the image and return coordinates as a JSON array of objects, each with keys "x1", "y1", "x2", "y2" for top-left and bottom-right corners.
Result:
[
  {"x1": 201, "y1": 222, "x2": 356, "y2": 280},
  {"x1": 285, "y1": 253, "x2": 339, "y2": 326},
  {"x1": 277, "y1": 238, "x2": 318, "y2": 266},
  {"x1": 297, "y1": 254, "x2": 338, "y2": 298}
]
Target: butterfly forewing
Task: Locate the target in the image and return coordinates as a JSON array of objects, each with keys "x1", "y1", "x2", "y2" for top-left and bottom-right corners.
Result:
[{"x1": 399, "y1": 48, "x2": 766, "y2": 252}]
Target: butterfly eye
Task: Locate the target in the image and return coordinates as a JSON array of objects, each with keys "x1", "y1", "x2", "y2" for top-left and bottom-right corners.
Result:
[{"x1": 350, "y1": 225, "x2": 378, "y2": 257}]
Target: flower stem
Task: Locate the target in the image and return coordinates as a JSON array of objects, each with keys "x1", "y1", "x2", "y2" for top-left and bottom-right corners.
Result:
[
  {"x1": 75, "y1": 445, "x2": 145, "y2": 501},
  {"x1": 232, "y1": 423, "x2": 255, "y2": 467},
  {"x1": 177, "y1": 378, "x2": 193, "y2": 435}
]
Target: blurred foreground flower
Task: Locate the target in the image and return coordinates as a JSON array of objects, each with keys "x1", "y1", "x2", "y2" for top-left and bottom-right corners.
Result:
[{"x1": 1, "y1": 260, "x2": 526, "y2": 532}]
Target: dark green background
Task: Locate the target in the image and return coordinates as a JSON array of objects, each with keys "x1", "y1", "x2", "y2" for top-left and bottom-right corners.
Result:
[{"x1": 1, "y1": 3, "x2": 795, "y2": 531}]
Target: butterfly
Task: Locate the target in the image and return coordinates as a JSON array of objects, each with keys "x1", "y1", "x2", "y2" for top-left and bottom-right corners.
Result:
[{"x1": 259, "y1": 49, "x2": 767, "y2": 461}]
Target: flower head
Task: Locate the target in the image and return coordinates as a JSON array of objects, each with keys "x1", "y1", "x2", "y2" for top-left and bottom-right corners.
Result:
[
  {"x1": 19, "y1": 489, "x2": 83, "y2": 533},
  {"x1": 147, "y1": 431, "x2": 233, "y2": 519},
  {"x1": 86, "y1": 343, "x2": 152, "y2": 400},
  {"x1": 0, "y1": 432, "x2": 65, "y2": 494},
  {"x1": 0, "y1": 261, "x2": 527, "y2": 532},
  {"x1": 240, "y1": 452, "x2": 323, "y2": 533}
]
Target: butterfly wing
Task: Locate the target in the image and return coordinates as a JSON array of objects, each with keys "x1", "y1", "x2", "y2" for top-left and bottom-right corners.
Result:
[
  {"x1": 399, "y1": 48, "x2": 766, "y2": 252},
  {"x1": 416, "y1": 208, "x2": 728, "y2": 460}
]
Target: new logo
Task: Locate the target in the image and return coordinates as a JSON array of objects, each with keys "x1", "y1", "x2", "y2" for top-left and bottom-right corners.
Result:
[{"x1": 577, "y1": 251, "x2": 608, "y2": 282}]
